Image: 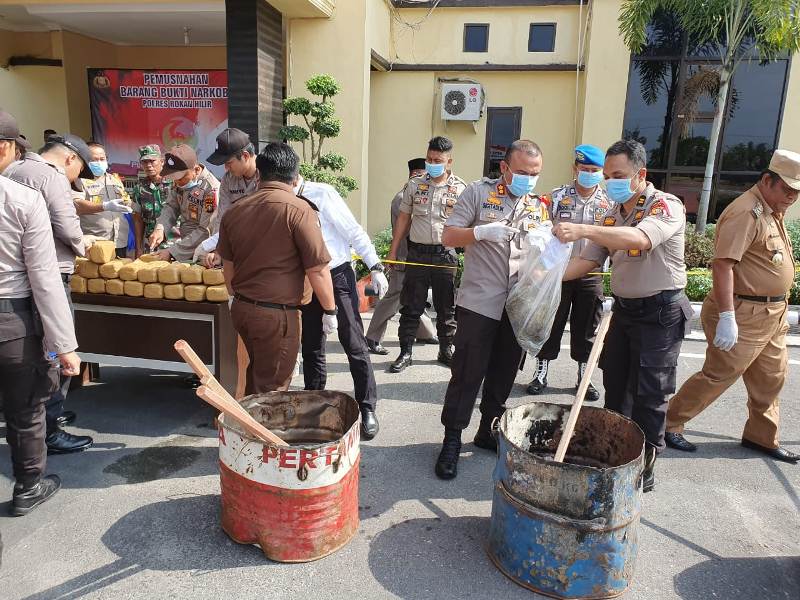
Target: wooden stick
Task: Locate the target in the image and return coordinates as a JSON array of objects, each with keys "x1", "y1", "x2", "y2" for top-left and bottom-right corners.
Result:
[
  {"x1": 554, "y1": 311, "x2": 612, "y2": 463},
  {"x1": 174, "y1": 339, "x2": 241, "y2": 405},
  {"x1": 196, "y1": 386, "x2": 289, "y2": 446}
]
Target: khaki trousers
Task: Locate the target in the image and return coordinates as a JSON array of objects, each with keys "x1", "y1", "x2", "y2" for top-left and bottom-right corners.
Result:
[{"x1": 666, "y1": 296, "x2": 788, "y2": 448}]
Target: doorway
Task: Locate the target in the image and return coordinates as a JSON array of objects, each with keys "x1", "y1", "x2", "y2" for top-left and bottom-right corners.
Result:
[{"x1": 484, "y1": 107, "x2": 522, "y2": 178}]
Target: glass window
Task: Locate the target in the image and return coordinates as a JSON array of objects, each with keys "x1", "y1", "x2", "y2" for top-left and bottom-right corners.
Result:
[
  {"x1": 633, "y1": 9, "x2": 684, "y2": 58},
  {"x1": 464, "y1": 24, "x2": 489, "y2": 53},
  {"x1": 528, "y1": 24, "x2": 556, "y2": 53},
  {"x1": 715, "y1": 174, "x2": 760, "y2": 217},
  {"x1": 484, "y1": 107, "x2": 522, "y2": 178}
]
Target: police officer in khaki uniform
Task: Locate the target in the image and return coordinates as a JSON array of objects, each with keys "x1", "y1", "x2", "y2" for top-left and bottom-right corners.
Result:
[
  {"x1": 147, "y1": 144, "x2": 220, "y2": 261},
  {"x1": 193, "y1": 128, "x2": 260, "y2": 266},
  {"x1": 132, "y1": 144, "x2": 171, "y2": 257},
  {"x1": 555, "y1": 139, "x2": 691, "y2": 492},
  {"x1": 665, "y1": 150, "x2": 800, "y2": 464},
  {"x1": 387, "y1": 137, "x2": 466, "y2": 373},
  {"x1": 527, "y1": 144, "x2": 611, "y2": 400},
  {"x1": 0, "y1": 117, "x2": 81, "y2": 516},
  {"x1": 435, "y1": 139, "x2": 550, "y2": 479}
]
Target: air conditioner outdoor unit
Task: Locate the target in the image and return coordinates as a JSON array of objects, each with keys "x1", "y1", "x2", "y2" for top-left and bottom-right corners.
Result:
[{"x1": 440, "y1": 83, "x2": 483, "y2": 121}]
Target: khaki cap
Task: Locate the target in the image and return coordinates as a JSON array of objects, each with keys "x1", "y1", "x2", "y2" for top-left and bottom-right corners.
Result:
[
  {"x1": 161, "y1": 144, "x2": 198, "y2": 181},
  {"x1": 769, "y1": 149, "x2": 800, "y2": 190}
]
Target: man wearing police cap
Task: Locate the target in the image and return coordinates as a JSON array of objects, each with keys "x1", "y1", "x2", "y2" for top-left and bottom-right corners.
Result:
[
  {"x1": 147, "y1": 144, "x2": 220, "y2": 261},
  {"x1": 132, "y1": 144, "x2": 171, "y2": 257},
  {"x1": 665, "y1": 149, "x2": 800, "y2": 464},
  {"x1": 0, "y1": 111, "x2": 81, "y2": 515},
  {"x1": 555, "y1": 139, "x2": 692, "y2": 492},
  {"x1": 527, "y1": 144, "x2": 610, "y2": 400}
]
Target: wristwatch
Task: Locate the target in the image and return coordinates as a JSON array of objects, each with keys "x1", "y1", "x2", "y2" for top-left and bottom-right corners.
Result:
[
  {"x1": 323, "y1": 307, "x2": 338, "y2": 316},
  {"x1": 370, "y1": 262, "x2": 385, "y2": 273}
]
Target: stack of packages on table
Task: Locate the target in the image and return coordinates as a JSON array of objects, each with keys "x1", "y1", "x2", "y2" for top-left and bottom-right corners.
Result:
[{"x1": 71, "y1": 241, "x2": 228, "y2": 302}]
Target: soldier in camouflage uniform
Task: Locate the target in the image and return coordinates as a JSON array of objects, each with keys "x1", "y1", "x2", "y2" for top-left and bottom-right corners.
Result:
[{"x1": 132, "y1": 144, "x2": 172, "y2": 257}]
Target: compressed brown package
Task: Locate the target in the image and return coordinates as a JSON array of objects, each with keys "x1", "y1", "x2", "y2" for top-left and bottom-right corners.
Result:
[
  {"x1": 144, "y1": 283, "x2": 165, "y2": 299},
  {"x1": 89, "y1": 240, "x2": 117, "y2": 264},
  {"x1": 139, "y1": 253, "x2": 163, "y2": 263},
  {"x1": 87, "y1": 278, "x2": 106, "y2": 294},
  {"x1": 74, "y1": 257, "x2": 89, "y2": 272},
  {"x1": 70, "y1": 275, "x2": 87, "y2": 294},
  {"x1": 78, "y1": 260, "x2": 100, "y2": 279},
  {"x1": 124, "y1": 281, "x2": 144, "y2": 297},
  {"x1": 137, "y1": 261, "x2": 169, "y2": 283},
  {"x1": 158, "y1": 264, "x2": 183, "y2": 284},
  {"x1": 99, "y1": 259, "x2": 128, "y2": 279},
  {"x1": 202, "y1": 268, "x2": 225, "y2": 286},
  {"x1": 205, "y1": 285, "x2": 229, "y2": 302},
  {"x1": 184, "y1": 285, "x2": 207, "y2": 302},
  {"x1": 164, "y1": 283, "x2": 185, "y2": 300},
  {"x1": 181, "y1": 264, "x2": 204, "y2": 284},
  {"x1": 119, "y1": 261, "x2": 143, "y2": 281},
  {"x1": 105, "y1": 279, "x2": 125, "y2": 295}
]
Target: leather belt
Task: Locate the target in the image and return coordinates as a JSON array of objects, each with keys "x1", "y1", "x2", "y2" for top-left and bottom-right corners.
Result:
[
  {"x1": 233, "y1": 293, "x2": 301, "y2": 311},
  {"x1": 613, "y1": 289, "x2": 684, "y2": 311},
  {"x1": 736, "y1": 294, "x2": 786, "y2": 303},
  {"x1": 0, "y1": 297, "x2": 33, "y2": 313}
]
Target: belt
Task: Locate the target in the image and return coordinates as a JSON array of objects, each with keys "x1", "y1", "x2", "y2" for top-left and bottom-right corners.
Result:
[
  {"x1": 0, "y1": 297, "x2": 33, "y2": 313},
  {"x1": 407, "y1": 240, "x2": 448, "y2": 254},
  {"x1": 233, "y1": 293, "x2": 301, "y2": 311},
  {"x1": 736, "y1": 294, "x2": 786, "y2": 303},
  {"x1": 613, "y1": 289, "x2": 684, "y2": 311}
]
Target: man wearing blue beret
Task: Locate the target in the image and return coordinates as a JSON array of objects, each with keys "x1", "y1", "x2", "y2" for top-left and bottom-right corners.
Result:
[{"x1": 527, "y1": 144, "x2": 610, "y2": 400}]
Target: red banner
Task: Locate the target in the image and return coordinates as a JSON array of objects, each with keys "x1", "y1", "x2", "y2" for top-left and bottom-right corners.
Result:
[{"x1": 88, "y1": 68, "x2": 228, "y2": 177}]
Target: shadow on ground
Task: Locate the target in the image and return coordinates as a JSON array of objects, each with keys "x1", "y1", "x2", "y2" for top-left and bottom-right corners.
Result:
[{"x1": 673, "y1": 556, "x2": 800, "y2": 600}]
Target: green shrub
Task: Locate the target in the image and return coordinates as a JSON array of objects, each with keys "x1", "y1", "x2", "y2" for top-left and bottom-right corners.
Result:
[
  {"x1": 684, "y1": 227, "x2": 715, "y2": 269},
  {"x1": 685, "y1": 270, "x2": 713, "y2": 302},
  {"x1": 790, "y1": 271, "x2": 800, "y2": 305},
  {"x1": 785, "y1": 219, "x2": 800, "y2": 263}
]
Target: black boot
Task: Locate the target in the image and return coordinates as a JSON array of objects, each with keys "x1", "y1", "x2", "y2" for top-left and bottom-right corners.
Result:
[
  {"x1": 435, "y1": 428, "x2": 462, "y2": 480},
  {"x1": 577, "y1": 362, "x2": 600, "y2": 402},
  {"x1": 389, "y1": 347, "x2": 413, "y2": 373},
  {"x1": 360, "y1": 408, "x2": 379, "y2": 441},
  {"x1": 473, "y1": 422, "x2": 498, "y2": 453},
  {"x1": 526, "y1": 358, "x2": 549, "y2": 395},
  {"x1": 642, "y1": 445, "x2": 657, "y2": 493},
  {"x1": 437, "y1": 344, "x2": 454, "y2": 367},
  {"x1": 46, "y1": 429, "x2": 93, "y2": 455},
  {"x1": 11, "y1": 475, "x2": 61, "y2": 517}
]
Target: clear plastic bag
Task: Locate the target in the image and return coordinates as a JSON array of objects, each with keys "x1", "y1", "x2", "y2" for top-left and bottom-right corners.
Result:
[{"x1": 505, "y1": 227, "x2": 572, "y2": 354}]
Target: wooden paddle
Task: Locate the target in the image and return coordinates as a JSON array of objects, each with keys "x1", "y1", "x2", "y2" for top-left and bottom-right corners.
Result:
[{"x1": 554, "y1": 311, "x2": 612, "y2": 463}]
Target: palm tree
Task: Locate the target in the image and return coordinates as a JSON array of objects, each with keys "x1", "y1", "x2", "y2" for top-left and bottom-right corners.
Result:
[{"x1": 620, "y1": 0, "x2": 800, "y2": 230}]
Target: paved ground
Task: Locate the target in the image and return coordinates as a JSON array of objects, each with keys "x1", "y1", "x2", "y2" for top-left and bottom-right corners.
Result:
[{"x1": 1, "y1": 312, "x2": 798, "y2": 600}]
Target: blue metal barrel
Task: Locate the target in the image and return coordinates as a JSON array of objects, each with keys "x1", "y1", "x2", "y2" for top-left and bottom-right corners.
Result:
[{"x1": 488, "y1": 402, "x2": 645, "y2": 598}]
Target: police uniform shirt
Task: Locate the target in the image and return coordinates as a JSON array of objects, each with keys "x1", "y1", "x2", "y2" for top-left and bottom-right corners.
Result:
[
  {"x1": 550, "y1": 182, "x2": 611, "y2": 259},
  {"x1": 157, "y1": 166, "x2": 220, "y2": 261},
  {"x1": 399, "y1": 172, "x2": 467, "y2": 245},
  {"x1": 3, "y1": 152, "x2": 85, "y2": 273},
  {"x1": 714, "y1": 185, "x2": 796, "y2": 297},
  {"x1": 446, "y1": 177, "x2": 550, "y2": 320},
  {"x1": 79, "y1": 172, "x2": 131, "y2": 247},
  {"x1": 0, "y1": 177, "x2": 77, "y2": 353},
  {"x1": 581, "y1": 183, "x2": 686, "y2": 299},
  {"x1": 204, "y1": 171, "x2": 260, "y2": 248}
]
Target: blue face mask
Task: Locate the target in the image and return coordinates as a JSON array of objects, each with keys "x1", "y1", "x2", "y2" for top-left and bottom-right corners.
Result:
[
  {"x1": 88, "y1": 160, "x2": 108, "y2": 177},
  {"x1": 577, "y1": 170, "x2": 604, "y2": 188},
  {"x1": 425, "y1": 162, "x2": 446, "y2": 178},
  {"x1": 508, "y1": 173, "x2": 539, "y2": 197},
  {"x1": 605, "y1": 178, "x2": 635, "y2": 203},
  {"x1": 178, "y1": 178, "x2": 200, "y2": 191}
]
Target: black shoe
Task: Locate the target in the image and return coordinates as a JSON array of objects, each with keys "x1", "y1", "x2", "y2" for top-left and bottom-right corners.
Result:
[
  {"x1": 435, "y1": 434, "x2": 462, "y2": 480},
  {"x1": 665, "y1": 432, "x2": 697, "y2": 452},
  {"x1": 416, "y1": 336, "x2": 439, "y2": 345},
  {"x1": 361, "y1": 408, "x2": 379, "y2": 441},
  {"x1": 642, "y1": 446, "x2": 656, "y2": 493},
  {"x1": 46, "y1": 429, "x2": 93, "y2": 455},
  {"x1": 183, "y1": 375, "x2": 201, "y2": 389},
  {"x1": 366, "y1": 339, "x2": 389, "y2": 355},
  {"x1": 11, "y1": 475, "x2": 61, "y2": 517},
  {"x1": 526, "y1": 358, "x2": 549, "y2": 395},
  {"x1": 389, "y1": 352, "x2": 413, "y2": 373},
  {"x1": 56, "y1": 410, "x2": 77, "y2": 427},
  {"x1": 437, "y1": 345, "x2": 454, "y2": 367},
  {"x1": 741, "y1": 438, "x2": 799, "y2": 463},
  {"x1": 473, "y1": 428, "x2": 497, "y2": 452},
  {"x1": 576, "y1": 362, "x2": 599, "y2": 402}
]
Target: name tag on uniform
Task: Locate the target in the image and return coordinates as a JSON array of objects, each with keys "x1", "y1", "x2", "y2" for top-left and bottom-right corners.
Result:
[{"x1": 559, "y1": 211, "x2": 572, "y2": 219}]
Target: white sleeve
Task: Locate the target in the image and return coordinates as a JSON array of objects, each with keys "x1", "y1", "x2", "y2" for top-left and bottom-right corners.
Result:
[
  {"x1": 201, "y1": 232, "x2": 219, "y2": 252},
  {"x1": 324, "y1": 187, "x2": 380, "y2": 269}
]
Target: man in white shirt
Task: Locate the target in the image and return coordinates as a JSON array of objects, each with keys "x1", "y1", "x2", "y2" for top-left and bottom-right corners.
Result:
[{"x1": 296, "y1": 176, "x2": 389, "y2": 440}]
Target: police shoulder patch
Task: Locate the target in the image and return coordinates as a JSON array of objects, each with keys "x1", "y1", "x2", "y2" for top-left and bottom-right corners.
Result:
[
  {"x1": 648, "y1": 198, "x2": 671, "y2": 217},
  {"x1": 752, "y1": 202, "x2": 764, "y2": 218}
]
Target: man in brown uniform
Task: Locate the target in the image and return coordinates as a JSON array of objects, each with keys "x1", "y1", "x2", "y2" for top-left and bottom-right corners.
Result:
[
  {"x1": 555, "y1": 139, "x2": 692, "y2": 492},
  {"x1": 216, "y1": 142, "x2": 337, "y2": 394},
  {"x1": 665, "y1": 150, "x2": 800, "y2": 463}
]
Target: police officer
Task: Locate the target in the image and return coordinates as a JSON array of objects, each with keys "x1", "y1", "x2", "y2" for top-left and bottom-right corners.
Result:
[
  {"x1": 193, "y1": 128, "x2": 260, "y2": 266},
  {"x1": 74, "y1": 142, "x2": 134, "y2": 258},
  {"x1": 387, "y1": 136, "x2": 466, "y2": 373},
  {"x1": 366, "y1": 157, "x2": 437, "y2": 354},
  {"x1": 132, "y1": 144, "x2": 171, "y2": 257},
  {"x1": 555, "y1": 139, "x2": 691, "y2": 492},
  {"x1": 435, "y1": 140, "x2": 550, "y2": 479},
  {"x1": 0, "y1": 121, "x2": 81, "y2": 516},
  {"x1": 147, "y1": 144, "x2": 220, "y2": 261},
  {"x1": 665, "y1": 150, "x2": 800, "y2": 464},
  {"x1": 2, "y1": 118, "x2": 93, "y2": 455},
  {"x1": 527, "y1": 145, "x2": 611, "y2": 401}
]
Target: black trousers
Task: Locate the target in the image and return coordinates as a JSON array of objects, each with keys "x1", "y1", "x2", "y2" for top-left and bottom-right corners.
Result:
[
  {"x1": 45, "y1": 278, "x2": 73, "y2": 434},
  {"x1": 0, "y1": 332, "x2": 57, "y2": 487},
  {"x1": 398, "y1": 245, "x2": 457, "y2": 350},
  {"x1": 301, "y1": 263, "x2": 377, "y2": 410},
  {"x1": 600, "y1": 295, "x2": 690, "y2": 453},
  {"x1": 538, "y1": 277, "x2": 604, "y2": 363},
  {"x1": 441, "y1": 307, "x2": 524, "y2": 430}
]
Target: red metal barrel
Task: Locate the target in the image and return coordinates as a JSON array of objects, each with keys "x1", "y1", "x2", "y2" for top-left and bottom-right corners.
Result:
[{"x1": 217, "y1": 390, "x2": 360, "y2": 562}]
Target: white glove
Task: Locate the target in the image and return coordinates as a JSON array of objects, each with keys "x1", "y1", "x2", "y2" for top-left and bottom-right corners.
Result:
[
  {"x1": 322, "y1": 313, "x2": 338, "y2": 336},
  {"x1": 713, "y1": 310, "x2": 738, "y2": 352},
  {"x1": 192, "y1": 244, "x2": 208, "y2": 264},
  {"x1": 371, "y1": 270, "x2": 389, "y2": 299},
  {"x1": 102, "y1": 199, "x2": 132, "y2": 213},
  {"x1": 474, "y1": 221, "x2": 517, "y2": 243}
]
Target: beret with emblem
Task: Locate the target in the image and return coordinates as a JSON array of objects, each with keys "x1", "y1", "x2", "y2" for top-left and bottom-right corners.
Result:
[
  {"x1": 161, "y1": 144, "x2": 198, "y2": 181},
  {"x1": 574, "y1": 144, "x2": 604, "y2": 168}
]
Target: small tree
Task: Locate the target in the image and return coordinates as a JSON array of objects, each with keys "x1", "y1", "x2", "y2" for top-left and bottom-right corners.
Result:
[
  {"x1": 620, "y1": 0, "x2": 800, "y2": 230},
  {"x1": 278, "y1": 74, "x2": 358, "y2": 197}
]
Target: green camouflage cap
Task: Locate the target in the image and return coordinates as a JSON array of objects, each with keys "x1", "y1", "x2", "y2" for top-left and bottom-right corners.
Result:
[{"x1": 138, "y1": 144, "x2": 161, "y2": 161}]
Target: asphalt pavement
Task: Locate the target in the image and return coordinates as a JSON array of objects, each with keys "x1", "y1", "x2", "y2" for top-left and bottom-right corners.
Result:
[{"x1": 0, "y1": 313, "x2": 798, "y2": 600}]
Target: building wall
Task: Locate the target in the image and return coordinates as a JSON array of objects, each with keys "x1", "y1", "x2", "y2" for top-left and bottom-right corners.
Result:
[
  {"x1": 779, "y1": 59, "x2": 800, "y2": 220},
  {"x1": 0, "y1": 65, "x2": 70, "y2": 143}
]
